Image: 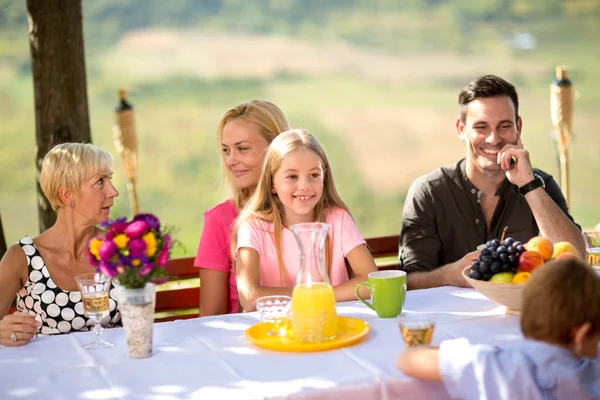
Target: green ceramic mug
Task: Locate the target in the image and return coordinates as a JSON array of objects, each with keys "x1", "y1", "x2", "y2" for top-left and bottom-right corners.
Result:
[{"x1": 355, "y1": 270, "x2": 407, "y2": 318}]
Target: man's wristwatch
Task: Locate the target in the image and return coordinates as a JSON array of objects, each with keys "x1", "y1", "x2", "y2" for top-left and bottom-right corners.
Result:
[{"x1": 518, "y1": 173, "x2": 545, "y2": 196}]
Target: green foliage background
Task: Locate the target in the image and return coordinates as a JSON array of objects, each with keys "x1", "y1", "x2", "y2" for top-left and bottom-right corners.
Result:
[{"x1": 1, "y1": 0, "x2": 599, "y2": 256}]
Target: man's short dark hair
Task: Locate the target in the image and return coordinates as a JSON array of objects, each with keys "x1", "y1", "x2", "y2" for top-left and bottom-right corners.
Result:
[{"x1": 458, "y1": 75, "x2": 519, "y2": 123}]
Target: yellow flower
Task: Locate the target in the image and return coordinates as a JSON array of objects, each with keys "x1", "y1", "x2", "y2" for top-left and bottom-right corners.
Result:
[
  {"x1": 131, "y1": 258, "x2": 141, "y2": 267},
  {"x1": 90, "y1": 238, "x2": 102, "y2": 260},
  {"x1": 143, "y1": 232, "x2": 157, "y2": 257},
  {"x1": 113, "y1": 234, "x2": 130, "y2": 249}
]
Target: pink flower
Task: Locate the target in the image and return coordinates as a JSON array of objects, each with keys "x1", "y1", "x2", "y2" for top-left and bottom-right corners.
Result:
[
  {"x1": 128, "y1": 238, "x2": 147, "y2": 258},
  {"x1": 98, "y1": 261, "x2": 117, "y2": 277},
  {"x1": 163, "y1": 234, "x2": 172, "y2": 250},
  {"x1": 154, "y1": 276, "x2": 169, "y2": 285},
  {"x1": 139, "y1": 263, "x2": 154, "y2": 277},
  {"x1": 116, "y1": 265, "x2": 126, "y2": 275},
  {"x1": 99, "y1": 240, "x2": 117, "y2": 262},
  {"x1": 133, "y1": 213, "x2": 160, "y2": 231},
  {"x1": 125, "y1": 220, "x2": 148, "y2": 238},
  {"x1": 105, "y1": 231, "x2": 115, "y2": 241},
  {"x1": 156, "y1": 246, "x2": 169, "y2": 267},
  {"x1": 110, "y1": 221, "x2": 128, "y2": 234},
  {"x1": 87, "y1": 251, "x2": 98, "y2": 267}
]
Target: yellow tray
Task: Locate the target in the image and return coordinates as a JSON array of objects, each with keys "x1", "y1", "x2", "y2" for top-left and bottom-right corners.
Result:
[{"x1": 245, "y1": 316, "x2": 370, "y2": 352}]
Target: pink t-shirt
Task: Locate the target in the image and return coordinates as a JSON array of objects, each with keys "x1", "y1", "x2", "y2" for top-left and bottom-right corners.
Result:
[
  {"x1": 234, "y1": 207, "x2": 365, "y2": 287},
  {"x1": 194, "y1": 199, "x2": 238, "y2": 314}
]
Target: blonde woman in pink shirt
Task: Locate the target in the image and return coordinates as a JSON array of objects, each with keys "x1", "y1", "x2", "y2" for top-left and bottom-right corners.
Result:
[
  {"x1": 232, "y1": 129, "x2": 377, "y2": 312},
  {"x1": 194, "y1": 100, "x2": 290, "y2": 316}
]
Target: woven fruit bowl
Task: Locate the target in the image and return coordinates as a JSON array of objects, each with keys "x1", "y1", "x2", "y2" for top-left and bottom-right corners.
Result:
[{"x1": 463, "y1": 266, "x2": 525, "y2": 315}]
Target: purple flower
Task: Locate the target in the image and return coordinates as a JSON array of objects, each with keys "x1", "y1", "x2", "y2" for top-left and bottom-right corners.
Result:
[
  {"x1": 101, "y1": 217, "x2": 127, "y2": 228},
  {"x1": 133, "y1": 213, "x2": 160, "y2": 231},
  {"x1": 156, "y1": 246, "x2": 169, "y2": 267},
  {"x1": 99, "y1": 240, "x2": 117, "y2": 262},
  {"x1": 139, "y1": 263, "x2": 154, "y2": 277},
  {"x1": 128, "y1": 238, "x2": 147, "y2": 258},
  {"x1": 98, "y1": 261, "x2": 117, "y2": 277},
  {"x1": 118, "y1": 254, "x2": 131, "y2": 266},
  {"x1": 125, "y1": 220, "x2": 148, "y2": 238}
]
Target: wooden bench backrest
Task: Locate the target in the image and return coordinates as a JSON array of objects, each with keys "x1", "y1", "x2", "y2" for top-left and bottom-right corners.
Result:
[
  {"x1": 155, "y1": 257, "x2": 199, "y2": 323},
  {"x1": 155, "y1": 234, "x2": 401, "y2": 322},
  {"x1": 365, "y1": 234, "x2": 400, "y2": 270}
]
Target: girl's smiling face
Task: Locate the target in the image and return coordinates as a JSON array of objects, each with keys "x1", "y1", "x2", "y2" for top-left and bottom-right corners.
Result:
[{"x1": 272, "y1": 149, "x2": 324, "y2": 227}]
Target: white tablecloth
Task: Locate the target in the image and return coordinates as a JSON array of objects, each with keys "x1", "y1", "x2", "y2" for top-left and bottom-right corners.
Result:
[{"x1": 0, "y1": 287, "x2": 522, "y2": 400}]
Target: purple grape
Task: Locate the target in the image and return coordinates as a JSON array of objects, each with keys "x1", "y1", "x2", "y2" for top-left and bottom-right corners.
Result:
[
  {"x1": 479, "y1": 262, "x2": 490, "y2": 274},
  {"x1": 490, "y1": 261, "x2": 502, "y2": 274},
  {"x1": 470, "y1": 270, "x2": 482, "y2": 280},
  {"x1": 503, "y1": 237, "x2": 515, "y2": 247}
]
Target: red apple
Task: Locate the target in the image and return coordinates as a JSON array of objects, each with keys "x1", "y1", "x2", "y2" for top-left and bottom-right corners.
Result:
[{"x1": 518, "y1": 250, "x2": 544, "y2": 273}]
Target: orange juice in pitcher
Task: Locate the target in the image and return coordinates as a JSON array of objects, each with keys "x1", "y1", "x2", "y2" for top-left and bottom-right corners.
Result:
[
  {"x1": 292, "y1": 282, "x2": 337, "y2": 341},
  {"x1": 289, "y1": 222, "x2": 338, "y2": 343}
]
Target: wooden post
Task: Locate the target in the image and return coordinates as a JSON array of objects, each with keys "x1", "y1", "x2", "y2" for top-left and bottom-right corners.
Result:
[{"x1": 27, "y1": 0, "x2": 92, "y2": 232}]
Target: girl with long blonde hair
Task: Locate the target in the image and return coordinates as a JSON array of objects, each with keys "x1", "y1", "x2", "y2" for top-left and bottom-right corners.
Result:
[
  {"x1": 194, "y1": 100, "x2": 290, "y2": 316},
  {"x1": 233, "y1": 129, "x2": 376, "y2": 311}
]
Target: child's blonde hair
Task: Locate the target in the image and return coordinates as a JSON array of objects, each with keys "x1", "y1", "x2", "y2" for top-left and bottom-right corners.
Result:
[
  {"x1": 40, "y1": 143, "x2": 113, "y2": 210},
  {"x1": 217, "y1": 100, "x2": 290, "y2": 209},
  {"x1": 521, "y1": 257, "x2": 600, "y2": 346},
  {"x1": 233, "y1": 129, "x2": 350, "y2": 285}
]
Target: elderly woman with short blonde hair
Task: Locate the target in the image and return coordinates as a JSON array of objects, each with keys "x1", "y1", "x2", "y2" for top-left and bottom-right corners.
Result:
[{"x1": 0, "y1": 143, "x2": 121, "y2": 346}]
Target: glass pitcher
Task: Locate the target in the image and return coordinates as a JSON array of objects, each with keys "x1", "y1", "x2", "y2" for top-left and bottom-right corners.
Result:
[{"x1": 289, "y1": 222, "x2": 337, "y2": 343}]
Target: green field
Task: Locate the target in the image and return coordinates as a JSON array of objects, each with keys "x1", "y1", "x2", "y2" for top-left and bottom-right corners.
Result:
[{"x1": 1, "y1": 1, "x2": 599, "y2": 256}]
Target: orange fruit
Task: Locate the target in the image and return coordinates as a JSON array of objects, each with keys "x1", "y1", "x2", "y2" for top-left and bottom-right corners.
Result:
[
  {"x1": 524, "y1": 236, "x2": 554, "y2": 261},
  {"x1": 512, "y1": 271, "x2": 531, "y2": 284}
]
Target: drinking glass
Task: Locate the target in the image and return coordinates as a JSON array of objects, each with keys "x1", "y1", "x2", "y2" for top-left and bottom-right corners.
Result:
[
  {"x1": 256, "y1": 295, "x2": 292, "y2": 337},
  {"x1": 398, "y1": 314, "x2": 435, "y2": 348},
  {"x1": 75, "y1": 272, "x2": 115, "y2": 350}
]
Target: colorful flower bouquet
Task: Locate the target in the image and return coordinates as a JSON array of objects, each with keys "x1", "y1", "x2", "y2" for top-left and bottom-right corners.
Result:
[{"x1": 88, "y1": 213, "x2": 172, "y2": 289}]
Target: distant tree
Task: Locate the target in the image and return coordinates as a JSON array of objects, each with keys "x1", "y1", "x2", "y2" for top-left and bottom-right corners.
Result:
[{"x1": 27, "y1": 0, "x2": 92, "y2": 232}]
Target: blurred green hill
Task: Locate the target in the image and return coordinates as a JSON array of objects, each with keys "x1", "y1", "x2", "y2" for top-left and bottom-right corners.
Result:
[{"x1": 1, "y1": 0, "x2": 599, "y2": 255}]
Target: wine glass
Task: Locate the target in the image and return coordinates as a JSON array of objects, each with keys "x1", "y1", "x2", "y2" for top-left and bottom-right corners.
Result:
[
  {"x1": 75, "y1": 272, "x2": 115, "y2": 350},
  {"x1": 398, "y1": 314, "x2": 435, "y2": 348}
]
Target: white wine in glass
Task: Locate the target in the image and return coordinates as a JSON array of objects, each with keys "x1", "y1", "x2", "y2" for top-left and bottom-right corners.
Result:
[{"x1": 76, "y1": 273, "x2": 115, "y2": 350}]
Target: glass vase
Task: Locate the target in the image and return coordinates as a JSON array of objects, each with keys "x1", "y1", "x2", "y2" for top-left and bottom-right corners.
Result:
[
  {"x1": 116, "y1": 282, "x2": 155, "y2": 359},
  {"x1": 289, "y1": 222, "x2": 337, "y2": 343}
]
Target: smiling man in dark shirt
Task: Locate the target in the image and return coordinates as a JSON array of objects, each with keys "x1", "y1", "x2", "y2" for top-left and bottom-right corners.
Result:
[{"x1": 399, "y1": 75, "x2": 586, "y2": 290}]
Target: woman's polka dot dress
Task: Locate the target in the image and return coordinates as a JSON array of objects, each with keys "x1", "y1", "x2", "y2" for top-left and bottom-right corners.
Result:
[{"x1": 16, "y1": 236, "x2": 121, "y2": 335}]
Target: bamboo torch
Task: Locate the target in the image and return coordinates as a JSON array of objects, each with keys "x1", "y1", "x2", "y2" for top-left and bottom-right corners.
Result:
[
  {"x1": 550, "y1": 66, "x2": 574, "y2": 205},
  {"x1": 113, "y1": 89, "x2": 140, "y2": 215}
]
